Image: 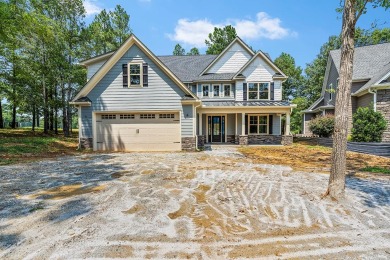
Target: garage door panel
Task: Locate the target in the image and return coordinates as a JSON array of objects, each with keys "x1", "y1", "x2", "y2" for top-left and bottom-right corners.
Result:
[{"x1": 96, "y1": 113, "x2": 181, "y2": 151}]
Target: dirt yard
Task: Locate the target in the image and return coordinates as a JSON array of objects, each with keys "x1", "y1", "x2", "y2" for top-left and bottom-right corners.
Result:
[{"x1": 0, "y1": 146, "x2": 389, "y2": 259}]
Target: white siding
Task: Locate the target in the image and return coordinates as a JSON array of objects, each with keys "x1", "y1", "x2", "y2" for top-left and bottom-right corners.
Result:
[
  {"x1": 242, "y1": 57, "x2": 275, "y2": 82},
  {"x1": 208, "y1": 42, "x2": 252, "y2": 73},
  {"x1": 235, "y1": 80, "x2": 244, "y2": 101},
  {"x1": 274, "y1": 80, "x2": 282, "y2": 101},
  {"x1": 87, "y1": 60, "x2": 107, "y2": 81}
]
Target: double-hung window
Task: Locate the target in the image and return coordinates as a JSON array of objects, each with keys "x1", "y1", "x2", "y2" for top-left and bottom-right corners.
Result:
[
  {"x1": 213, "y1": 84, "x2": 220, "y2": 97},
  {"x1": 248, "y1": 82, "x2": 270, "y2": 100},
  {"x1": 248, "y1": 115, "x2": 268, "y2": 135},
  {"x1": 223, "y1": 84, "x2": 232, "y2": 97},
  {"x1": 202, "y1": 84, "x2": 209, "y2": 97},
  {"x1": 129, "y1": 62, "x2": 143, "y2": 87}
]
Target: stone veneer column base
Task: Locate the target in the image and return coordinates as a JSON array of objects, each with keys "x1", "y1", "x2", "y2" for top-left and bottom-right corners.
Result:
[
  {"x1": 377, "y1": 89, "x2": 390, "y2": 142},
  {"x1": 80, "y1": 138, "x2": 93, "y2": 149},
  {"x1": 239, "y1": 135, "x2": 248, "y2": 145},
  {"x1": 281, "y1": 135, "x2": 293, "y2": 146},
  {"x1": 182, "y1": 137, "x2": 196, "y2": 151},
  {"x1": 197, "y1": 135, "x2": 205, "y2": 149}
]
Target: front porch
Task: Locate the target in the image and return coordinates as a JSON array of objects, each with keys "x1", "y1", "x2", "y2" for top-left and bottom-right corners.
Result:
[{"x1": 196, "y1": 111, "x2": 293, "y2": 147}]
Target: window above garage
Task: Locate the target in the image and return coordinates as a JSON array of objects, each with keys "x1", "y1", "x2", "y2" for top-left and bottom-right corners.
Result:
[{"x1": 122, "y1": 62, "x2": 149, "y2": 88}]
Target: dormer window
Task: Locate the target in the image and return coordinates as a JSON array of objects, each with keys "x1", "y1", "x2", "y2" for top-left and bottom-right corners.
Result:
[
  {"x1": 248, "y1": 82, "x2": 270, "y2": 100},
  {"x1": 223, "y1": 84, "x2": 231, "y2": 97}
]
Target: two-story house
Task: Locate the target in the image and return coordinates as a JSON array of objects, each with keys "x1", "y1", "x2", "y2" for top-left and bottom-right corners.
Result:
[
  {"x1": 303, "y1": 43, "x2": 390, "y2": 142},
  {"x1": 71, "y1": 34, "x2": 295, "y2": 151}
]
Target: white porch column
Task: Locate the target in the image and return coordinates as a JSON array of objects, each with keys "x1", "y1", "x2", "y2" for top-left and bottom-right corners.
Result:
[
  {"x1": 199, "y1": 112, "x2": 202, "y2": 135},
  {"x1": 285, "y1": 112, "x2": 291, "y2": 135},
  {"x1": 241, "y1": 113, "x2": 245, "y2": 135}
]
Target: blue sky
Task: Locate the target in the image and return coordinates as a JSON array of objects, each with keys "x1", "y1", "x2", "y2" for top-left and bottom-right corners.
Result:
[{"x1": 83, "y1": 0, "x2": 389, "y2": 69}]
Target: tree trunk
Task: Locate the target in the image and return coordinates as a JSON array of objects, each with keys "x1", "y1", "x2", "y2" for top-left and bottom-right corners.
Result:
[
  {"x1": 32, "y1": 104, "x2": 36, "y2": 131},
  {"x1": 36, "y1": 107, "x2": 40, "y2": 127},
  {"x1": 11, "y1": 104, "x2": 16, "y2": 129},
  {"x1": 327, "y1": 0, "x2": 356, "y2": 199},
  {"x1": 0, "y1": 100, "x2": 3, "y2": 129},
  {"x1": 11, "y1": 64, "x2": 17, "y2": 129},
  {"x1": 54, "y1": 86, "x2": 58, "y2": 135}
]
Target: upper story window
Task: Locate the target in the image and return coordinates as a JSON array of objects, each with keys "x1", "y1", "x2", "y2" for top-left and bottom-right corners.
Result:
[
  {"x1": 213, "y1": 84, "x2": 220, "y2": 97},
  {"x1": 223, "y1": 84, "x2": 231, "y2": 97},
  {"x1": 129, "y1": 62, "x2": 143, "y2": 87},
  {"x1": 248, "y1": 82, "x2": 270, "y2": 100},
  {"x1": 202, "y1": 84, "x2": 209, "y2": 97}
]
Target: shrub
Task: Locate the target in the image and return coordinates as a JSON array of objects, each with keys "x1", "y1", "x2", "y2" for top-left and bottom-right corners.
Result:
[
  {"x1": 308, "y1": 115, "x2": 335, "y2": 137},
  {"x1": 351, "y1": 107, "x2": 387, "y2": 142}
]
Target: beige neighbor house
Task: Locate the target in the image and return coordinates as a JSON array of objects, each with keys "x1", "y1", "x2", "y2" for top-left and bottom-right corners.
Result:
[
  {"x1": 303, "y1": 43, "x2": 390, "y2": 142},
  {"x1": 71, "y1": 34, "x2": 295, "y2": 151}
]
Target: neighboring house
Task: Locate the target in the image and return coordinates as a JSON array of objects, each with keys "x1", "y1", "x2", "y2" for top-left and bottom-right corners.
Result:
[
  {"x1": 303, "y1": 43, "x2": 390, "y2": 142},
  {"x1": 71, "y1": 34, "x2": 295, "y2": 151}
]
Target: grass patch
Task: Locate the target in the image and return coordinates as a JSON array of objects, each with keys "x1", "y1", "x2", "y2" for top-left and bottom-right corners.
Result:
[
  {"x1": 240, "y1": 144, "x2": 390, "y2": 173},
  {"x1": 360, "y1": 166, "x2": 390, "y2": 174},
  {"x1": 0, "y1": 128, "x2": 86, "y2": 165}
]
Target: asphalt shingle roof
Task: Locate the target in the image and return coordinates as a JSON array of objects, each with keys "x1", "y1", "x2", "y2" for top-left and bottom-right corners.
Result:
[
  {"x1": 157, "y1": 55, "x2": 217, "y2": 82},
  {"x1": 330, "y1": 43, "x2": 390, "y2": 93}
]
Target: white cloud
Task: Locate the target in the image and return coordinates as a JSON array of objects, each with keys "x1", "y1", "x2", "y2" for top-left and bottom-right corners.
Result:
[
  {"x1": 168, "y1": 12, "x2": 296, "y2": 47},
  {"x1": 83, "y1": 0, "x2": 102, "y2": 17},
  {"x1": 167, "y1": 19, "x2": 218, "y2": 48}
]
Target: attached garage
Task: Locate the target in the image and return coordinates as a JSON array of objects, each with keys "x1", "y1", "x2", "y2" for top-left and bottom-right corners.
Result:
[{"x1": 95, "y1": 112, "x2": 181, "y2": 151}]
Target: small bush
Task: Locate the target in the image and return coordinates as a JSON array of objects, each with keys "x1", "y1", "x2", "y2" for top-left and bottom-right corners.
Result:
[
  {"x1": 308, "y1": 115, "x2": 335, "y2": 137},
  {"x1": 351, "y1": 107, "x2": 387, "y2": 142}
]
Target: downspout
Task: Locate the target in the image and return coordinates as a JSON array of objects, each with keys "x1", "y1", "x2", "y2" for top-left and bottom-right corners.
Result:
[{"x1": 368, "y1": 88, "x2": 377, "y2": 111}]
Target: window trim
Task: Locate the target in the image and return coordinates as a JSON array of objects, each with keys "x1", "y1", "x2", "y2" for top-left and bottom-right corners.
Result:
[
  {"x1": 128, "y1": 62, "x2": 143, "y2": 87},
  {"x1": 202, "y1": 84, "x2": 210, "y2": 98},
  {"x1": 213, "y1": 84, "x2": 221, "y2": 97},
  {"x1": 248, "y1": 114, "x2": 269, "y2": 135},
  {"x1": 247, "y1": 82, "x2": 270, "y2": 100},
  {"x1": 223, "y1": 84, "x2": 232, "y2": 98}
]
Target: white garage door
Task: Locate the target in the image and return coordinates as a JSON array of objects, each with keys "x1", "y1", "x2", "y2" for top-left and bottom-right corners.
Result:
[{"x1": 96, "y1": 112, "x2": 181, "y2": 151}]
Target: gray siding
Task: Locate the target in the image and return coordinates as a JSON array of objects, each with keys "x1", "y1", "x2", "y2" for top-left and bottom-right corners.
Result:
[
  {"x1": 357, "y1": 93, "x2": 373, "y2": 108},
  {"x1": 80, "y1": 44, "x2": 194, "y2": 138},
  {"x1": 80, "y1": 106, "x2": 93, "y2": 138},
  {"x1": 227, "y1": 114, "x2": 235, "y2": 135},
  {"x1": 324, "y1": 59, "x2": 339, "y2": 106},
  {"x1": 303, "y1": 113, "x2": 314, "y2": 135},
  {"x1": 181, "y1": 105, "x2": 193, "y2": 137},
  {"x1": 272, "y1": 115, "x2": 281, "y2": 135},
  {"x1": 351, "y1": 81, "x2": 367, "y2": 93}
]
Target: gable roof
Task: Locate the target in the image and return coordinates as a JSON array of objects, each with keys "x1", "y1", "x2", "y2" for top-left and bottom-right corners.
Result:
[
  {"x1": 157, "y1": 55, "x2": 217, "y2": 82},
  {"x1": 199, "y1": 37, "x2": 256, "y2": 75},
  {"x1": 329, "y1": 42, "x2": 390, "y2": 94},
  {"x1": 72, "y1": 34, "x2": 198, "y2": 101},
  {"x1": 233, "y1": 51, "x2": 287, "y2": 80}
]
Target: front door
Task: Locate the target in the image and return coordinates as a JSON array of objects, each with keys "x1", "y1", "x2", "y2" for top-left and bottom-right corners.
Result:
[{"x1": 208, "y1": 116, "x2": 225, "y2": 143}]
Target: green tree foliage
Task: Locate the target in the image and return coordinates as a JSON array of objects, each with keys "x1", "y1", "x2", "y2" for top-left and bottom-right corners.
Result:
[
  {"x1": 0, "y1": 1, "x2": 130, "y2": 135},
  {"x1": 351, "y1": 106, "x2": 387, "y2": 142},
  {"x1": 290, "y1": 97, "x2": 309, "y2": 134},
  {"x1": 308, "y1": 115, "x2": 335, "y2": 137},
  {"x1": 187, "y1": 47, "x2": 200, "y2": 55},
  {"x1": 205, "y1": 25, "x2": 237, "y2": 55},
  {"x1": 274, "y1": 52, "x2": 304, "y2": 100},
  {"x1": 173, "y1": 43, "x2": 185, "y2": 55}
]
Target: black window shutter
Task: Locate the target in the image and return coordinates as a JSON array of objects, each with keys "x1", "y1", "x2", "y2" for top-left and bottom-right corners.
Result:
[
  {"x1": 243, "y1": 83, "x2": 247, "y2": 101},
  {"x1": 268, "y1": 115, "x2": 273, "y2": 134},
  {"x1": 270, "y1": 82, "x2": 274, "y2": 100},
  {"x1": 245, "y1": 115, "x2": 248, "y2": 135},
  {"x1": 122, "y1": 64, "x2": 128, "y2": 88},
  {"x1": 143, "y1": 63, "x2": 148, "y2": 87}
]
